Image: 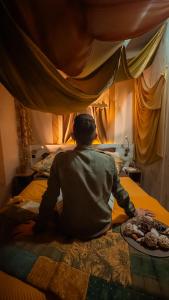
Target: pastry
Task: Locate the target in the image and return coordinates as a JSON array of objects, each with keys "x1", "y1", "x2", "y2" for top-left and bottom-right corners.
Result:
[{"x1": 158, "y1": 235, "x2": 169, "y2": 250}]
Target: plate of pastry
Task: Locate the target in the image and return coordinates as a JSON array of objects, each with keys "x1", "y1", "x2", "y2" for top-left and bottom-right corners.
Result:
[{"x1": 121, "y1": 216, "x2": 169, "y2": 257}]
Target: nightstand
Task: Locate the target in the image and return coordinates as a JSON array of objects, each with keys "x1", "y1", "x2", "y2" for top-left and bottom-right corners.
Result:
[
  {"x1": 12, "y1": 169, "x2": 36, "y2": 196},
  {"x1": 124, "y1": 167, "x2": 142, "y2": 184}
]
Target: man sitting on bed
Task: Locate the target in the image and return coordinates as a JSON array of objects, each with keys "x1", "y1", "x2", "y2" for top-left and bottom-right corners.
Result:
[{"x1": 14, "y1": 114, "x2": 153, "y2": 239}]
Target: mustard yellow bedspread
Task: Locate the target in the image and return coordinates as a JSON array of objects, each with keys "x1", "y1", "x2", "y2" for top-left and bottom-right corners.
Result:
[{"x1": 20, "y1": 177, "x2": 169, "y2": 226}]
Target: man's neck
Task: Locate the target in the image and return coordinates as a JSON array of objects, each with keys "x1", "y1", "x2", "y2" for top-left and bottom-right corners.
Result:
[{"x1": 76, "y1": 143, "x2": 93, "y2": 150}]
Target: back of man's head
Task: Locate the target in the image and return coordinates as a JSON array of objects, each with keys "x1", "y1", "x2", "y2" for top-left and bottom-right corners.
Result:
[{"x1": 73, "y1": 114, "x2": 96, "y2": 145}]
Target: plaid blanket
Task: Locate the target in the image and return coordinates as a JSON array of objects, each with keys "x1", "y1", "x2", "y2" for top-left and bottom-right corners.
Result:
[{"x1": 0, "y1": 205, "x2": 169, "y2": 300}]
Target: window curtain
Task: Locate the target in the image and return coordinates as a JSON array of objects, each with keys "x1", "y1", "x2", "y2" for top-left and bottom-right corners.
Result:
[
  {"x1": 134, "y1": 74, "x2": 165, "y2": 164},
  {"x1": 0, "y1": 0, "x2": 166, "y2": 114}
]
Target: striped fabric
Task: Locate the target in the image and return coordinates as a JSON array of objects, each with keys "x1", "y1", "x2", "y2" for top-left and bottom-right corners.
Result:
[{"x1": 0, "y1": 271, "x2": 46, "y2": 300}]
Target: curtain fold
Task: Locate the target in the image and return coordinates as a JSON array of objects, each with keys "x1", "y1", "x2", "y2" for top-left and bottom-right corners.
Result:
[
  {"x1": 52, "y1": 115, "x2": 61, "y2": 144},
  {"x1": 128, "y1": 25, "x2": 166, "y2": 78},
  {"x1": 114, "y1": 25, "x2": 166, "y2": 82},
  {"x1": 134, "y1": 74, "x2": 165, "y2": 164},
  {"x1": 73, "y1": 40, "x2": 124, "y2": 79},
  {"x1": 0, "y1": 1, "x2": 98, "y2": 113},
  {"x1": 66, "y1": 25, "x2": 165, "y2": 98},
  {"x1": 0, "y1": 0, "x2": 166, "y2": 114},
  {"x1": 2, "y1": 0, "x2": 169, "y2": 76},
  {"x1": 62, "y1": 114, "x2": 76, "y2": 144},
  {"x1": 85, "y1": 0, "x2": 169, "y2": 42},
  {"x1": 91, "y1": 87, "x2": 115, "y2": 143}
]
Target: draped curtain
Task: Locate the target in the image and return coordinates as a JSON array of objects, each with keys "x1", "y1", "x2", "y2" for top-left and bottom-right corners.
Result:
[
  {"x1": 52, "y1": 114, "x2": 76, "y2": 144},
  {"x1": 134, "y1": 75, "x2": 165, "y2": 164},
  {"x1": 0, "y1": 0, "x2": 167, "y2": 114},
  {"x1": 51, "y1": 87, "x2": 116, "y2": 145},
  {"x1": 92, "y1": 107, "x2": 108, "y2": 143},
  {"x1": 15, "y1": 100, "x2": 32, "y2": 170},
  {"x1": 62, "y1": 114, "x2": 76, "y2": 144},
  {"x1": 91, "y1": 87, "x2": 115, "y2": 143},
  {"x1": 134, "y1": 21, "x2": 169, "y2": 210}
]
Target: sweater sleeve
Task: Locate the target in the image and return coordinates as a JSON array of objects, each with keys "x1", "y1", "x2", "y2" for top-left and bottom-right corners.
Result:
[{"x1": 111, "y1": 159, "x2": 136, "y2": 218}]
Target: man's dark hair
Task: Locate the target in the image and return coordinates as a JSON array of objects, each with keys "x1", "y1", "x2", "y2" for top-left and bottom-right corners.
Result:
[{"x1": 73, "y1": 114, "x2": 96, "y2": 145}]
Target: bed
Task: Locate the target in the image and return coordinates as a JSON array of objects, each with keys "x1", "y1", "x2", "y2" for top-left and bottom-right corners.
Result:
[{"x1": 0, "y1": 177, "x2": 169, "y2": 300}]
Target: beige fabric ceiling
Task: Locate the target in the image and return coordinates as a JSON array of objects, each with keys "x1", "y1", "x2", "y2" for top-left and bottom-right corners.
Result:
[{"x1": 0, "y1": 0, "x2": 168, "y2": 114}]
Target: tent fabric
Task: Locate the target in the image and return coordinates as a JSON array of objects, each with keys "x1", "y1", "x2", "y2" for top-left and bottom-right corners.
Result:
[
  {"x1": 67, "y1": 25, "x2": 165, "y2": 94},
  {"x1": 134, "y1": 74, "x2": 165, "y2": 164},
  {"x1": 74, "y1": 40, "x2": 125, "y2": 79},
  {"x1": 0, "y1": 0, "x2": 166, "y2": 114},
  {"x1": 84, "y1": 0, "x2": 169, "y2": 42},
  {"x1": 128, "y1": 25, "x2": 166, "y2": 78},
  {"x1": 2, "y1": 0, "x2": 169, "y2": 76}
]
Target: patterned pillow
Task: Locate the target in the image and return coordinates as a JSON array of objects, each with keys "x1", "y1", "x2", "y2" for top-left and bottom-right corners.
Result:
[
  {"x1": 32, "y1": 152, "x2": 58, "y2": 176},
  {"x1": 104, "y1": 151, "x2": 124, "y2": 174}
]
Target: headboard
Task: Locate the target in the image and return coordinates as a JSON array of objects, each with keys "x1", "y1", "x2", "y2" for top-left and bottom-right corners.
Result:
[{"x1": 30, "y1": 144, "x2": 134, "y2": 167}]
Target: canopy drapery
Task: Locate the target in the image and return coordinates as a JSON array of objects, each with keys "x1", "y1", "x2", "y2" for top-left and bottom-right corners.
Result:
[
  {"x1": 0, "y1": 0, "x2": 168, "y2": 114},
  {"x1": 2, "y1": 0, "x2": 169, "y2": 76},
  {"x1": 134, "y1": 74, "x2": 165, "y2": 164}
]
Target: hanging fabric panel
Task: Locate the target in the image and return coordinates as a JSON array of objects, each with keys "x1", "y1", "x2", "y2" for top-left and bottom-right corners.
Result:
[
  {"x1": 65, "y1": 25, "x2": 166, "y2": 94},
  {"x1": 134, "y1": 74, "x2": 165, "y2": 164}
]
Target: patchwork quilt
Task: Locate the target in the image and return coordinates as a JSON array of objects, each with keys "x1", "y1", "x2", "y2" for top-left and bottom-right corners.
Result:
[{"x1": 0, "y1": 205, "x2": 169, "y2": 300}]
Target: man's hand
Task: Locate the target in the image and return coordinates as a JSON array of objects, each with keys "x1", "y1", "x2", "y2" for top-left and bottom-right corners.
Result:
[
  {"x1": 13, "y1": 220, "x2": 36, "y2": 239},
  {"x1": 135, "y1": 208, "x2": 155, "y2": 218}
]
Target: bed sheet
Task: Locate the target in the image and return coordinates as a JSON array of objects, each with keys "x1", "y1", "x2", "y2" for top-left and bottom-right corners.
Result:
[{"x1": 19, "y1": 177, "x2": 169, "y2": 226}]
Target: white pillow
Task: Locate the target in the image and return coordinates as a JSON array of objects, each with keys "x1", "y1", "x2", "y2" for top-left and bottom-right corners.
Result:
[{"x1": 32, "y1": 152, "x2": 56, "y2": 176}]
